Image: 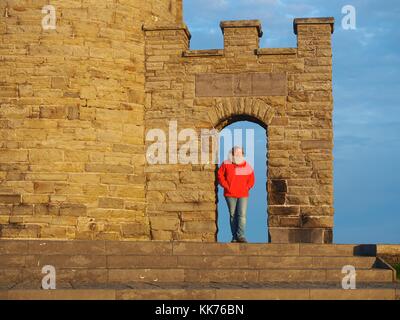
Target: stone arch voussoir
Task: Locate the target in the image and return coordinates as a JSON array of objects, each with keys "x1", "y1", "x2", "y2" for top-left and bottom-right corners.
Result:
[{"x1": 207, "y1": 97, "x2": 277, "y2": 130}]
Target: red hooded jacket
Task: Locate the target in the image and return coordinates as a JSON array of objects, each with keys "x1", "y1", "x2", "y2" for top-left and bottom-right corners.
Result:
[{"x1": 217, "y1": 160, "x2": 255, "y2": 198}]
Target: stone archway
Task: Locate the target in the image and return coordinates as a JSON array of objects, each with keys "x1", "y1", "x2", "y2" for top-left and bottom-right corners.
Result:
[
  {"x1": 199, "y1": 97, "x2": 277, "y2": 242},
  {"x1": 214, "y1": 116, "x2": 268, "y2": 243},
  {"x1": 205, "y1": 97, "x2": 277, "y2": 131}
]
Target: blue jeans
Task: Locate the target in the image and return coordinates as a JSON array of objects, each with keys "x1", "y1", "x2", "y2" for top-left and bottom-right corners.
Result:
[{"x1": 225, "y1": 196, "x2": 248, "y2": 240}]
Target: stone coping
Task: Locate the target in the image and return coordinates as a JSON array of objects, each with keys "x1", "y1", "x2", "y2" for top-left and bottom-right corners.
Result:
[
  {"x1": 142, "y1": 18, "x2": 336, "y2": 43},
  {"x1": 256, "y1": 48, "x2": 297, "y2": 56},
  {"x1": 0, "y1": 240, "x2": 395, "y2": 257},
  {"x1": 0, "y1": 287, "x2": 398, "y2": 300},
  {"x1": 293, "y1": 17, "x2": 335, "y2": 34},
  {"x1": 183, "y1": 49, "x2": 224, "y2": 58},
  {"x1": 2, "y1": 282, "x2": 399, "y2": 290},
  {"x1": 378, "y1": 245, "x2": 400, "y2": 255},
  {"x1": 220, "y1": 20, "x2": 263, "y2": 37},
  {"x1": 183, "y1": 48, "x2": 297, "y2": 58},
  {"x1": 142, "y1": 23, "x2": 192, "y2": 40}
]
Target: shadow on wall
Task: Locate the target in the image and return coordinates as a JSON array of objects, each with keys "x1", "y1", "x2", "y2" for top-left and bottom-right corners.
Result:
[{"x1": 353, "y1": 244, "x2": 377, "y2": 256}]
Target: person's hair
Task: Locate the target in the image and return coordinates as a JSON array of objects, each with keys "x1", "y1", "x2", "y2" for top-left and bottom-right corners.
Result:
[{"x1": 231, "y1": 146, "x2": 245, "y2": 156}]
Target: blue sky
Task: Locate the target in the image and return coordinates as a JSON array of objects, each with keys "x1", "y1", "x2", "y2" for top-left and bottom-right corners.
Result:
[{"x1": 184, "y1": 0, "x2": 400, "y2": 244}]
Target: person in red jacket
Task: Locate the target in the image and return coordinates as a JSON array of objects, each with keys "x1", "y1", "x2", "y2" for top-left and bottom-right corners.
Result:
[{"x1": 218, "y1": 146, "x2": 255, "y2": 243}]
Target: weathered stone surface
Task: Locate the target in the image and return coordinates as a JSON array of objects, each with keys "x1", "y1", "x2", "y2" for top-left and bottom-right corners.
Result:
[
  {"x1": 0, "y1": 195, "x2": 21, "y2": 204},
  {"x1": 268, "y1": 179, "x2": 288, "y2": 193},
  {"x1": 98, "y1": 198, "x2": 124, "y2": 209},
  {"x1": 326, "y1": 269, "x2": 393, "y2": 282},
  {"x1": 118, "y1": 288, "x2": 216, "y2": 300},
  {"x1": 28, "y1": 240, "x2": 106, "y2": 255},
  {"x1": 108, "y1": 269, "x2": 185, "y2": 283},
  {"x1": 150, "y1": 216, "x2": 180, "y2": 231},
  {"x1": 309, "y1": 289, "x2": 395, "y2": 300},
  {"x1": 195, "y1": 73, "x2": 287, "y2": 97},
  {"x1": 216, "y1": 288, "x2": 310, "y2": 300},
  {"x1": 269, "y1": 206, "x2": 300, "y2": 216},
  {"x1": 177, "y1": 255, "x2": 248, "y2": 268},
  {"x1": 259, "y1": 269, "x2": 326, "y2": 282},
  {"x1": 185, "y1": 269, "x2": 259, "y2": 283},
  {"x1": 173, "y1": 242, "x2": 240, "y2": 255},
  {"x1": 0, "y1": 240, "x2": 396, "y2": 300},
  {"x1": 269, "y1": 228, "x2": 328, "y2": 244},
  {"x1": 6, "y1": 289, "x2": 115, "y2": 300},
  {"x1": 0, "y1": 0, "x2": 335, "y2": 243},
  {"x1": 1, "y1": 287, "x2": 397, "y2": 300},
  {"x1": 105, "y1": 241, "x2": 172, "y2": 255}
]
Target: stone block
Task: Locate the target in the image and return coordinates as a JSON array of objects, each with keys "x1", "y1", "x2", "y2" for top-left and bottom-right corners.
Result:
[
  {"x1": 98, "y1": 198, "x2": 124, "y2": 209},
  {"x1": 108, "y1": 269, "x2": 184, "y2": 283},
  {"x1": 121, "y1": 223, "x2": 149, "y2": 237},
  {"x1": 33, "y1": 182, "x2": 55, "y2": 194},
  {"x1": 301, "y1": 216, "x2": 333, "y2": 228},
  {"x1": 326, "y1": 269, "x2": 393, "y2": 283},
  {"x1": 28, "y1": 240, "x2": 106, "y2": 255},
  {"x1": 0, "y1": 225, "x2": 40, "y2": 238},
  {"x1": 105, "y1": 241, "x2": 172, "y2": 255},
  {"x1": 85, "y1": 164, "x2": 133, "y2": 174},
  {"x1": 177, "y1": 255, "x2": 248, "y2": 269},
  {"x1": 29, "y1": 149, "x2": 63, "y2": 163},
  {"x1": 117, "y1": 289, "x2": 215, "y2": 300},
  {"x1": 108, "y1": 255, "x2": 178, "y2": 269},
  {"x1": 259, "y1": 269, "x2": 326, "y2": 282},
  {"x1": 268, "y1": 206, "x2": 299, "y2": 216},
  {"x1": 0, "y1": 150, "x2": 28, "y2": 163},
  {"x1": 301, "y1": 140, "x2": 332, "y2": 150},
  {"x1": 173, "y1": 243, "x2": 240, "y2": 256},
  {"x1": 299, "y1": 244, "x2": 357, "y2": 256},
  {"x1": 182, "y1": 220, "x2": 216, "y2": 233},
  {"x1": 195, "y1": 73, "x2": 287, "y2": 97},
  {"x1": 60, "y1": 204, "x2": 87, "y2": 217},
  {"x1": 216, "y1": 289, "x2": 310, "y2": 300},
  {"x1": 12, "y1": 205, "x2": 33, "y2": 215},
  {"x1": 309, "y1": 289, "x2": 395, "y2": 300},
  {"x1": 150, "y1": 216, "x2": 180, "y2": 231},
  {"x1": 269, "y1": 228, "x2": 328, "y2": 243},
  {"x1": 0, "y1": 194, "x2": 21, "y2": 204},
  {"x1": 268, "y1": 179, "x2": 288, "y2": 193},
  {"x1": 185, "y1": 269, "x2": 259, "y2": 283}
]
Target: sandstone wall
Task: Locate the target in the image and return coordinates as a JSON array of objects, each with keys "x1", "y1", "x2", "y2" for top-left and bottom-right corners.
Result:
[
  {"x1": 0, "y1": 0, "x2": 335, "y2": 243},
  {"x1": 144, "y1": 18, "x2": 335, "y2": 243},
  {"x1": 0, "y1": 0, "x2": 178, "y2": 240}
]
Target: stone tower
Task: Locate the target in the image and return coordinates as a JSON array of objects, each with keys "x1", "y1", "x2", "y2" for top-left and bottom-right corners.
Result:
[{"x1": 0, "y1": 1, "x2": 335, "y2": 243}]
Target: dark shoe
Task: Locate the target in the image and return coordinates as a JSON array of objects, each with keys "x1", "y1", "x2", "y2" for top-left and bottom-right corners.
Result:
[
  {"x1": 237, "y1": 237, "x2": 248, "y2": 243},
  {"x1": 231, "y1": 239, "x2": 237, "y2": 243}
]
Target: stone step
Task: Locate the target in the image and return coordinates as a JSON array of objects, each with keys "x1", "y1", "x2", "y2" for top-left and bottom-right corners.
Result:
[
  {"x1": 1, "y1": 286, "x2": 398, "y2": 300},
  {"x1": 0, "y1": 267, "x2": 393, "y2": 286},
  {"x1": 0, "y1": 254, "x2": 378, "y2": 269},
  {"x1": 0, "y1": 240, "x2": 378, "y2": 257},
  {"x1": 0, "y1": 240, "x2": 395, "y2": 292}
]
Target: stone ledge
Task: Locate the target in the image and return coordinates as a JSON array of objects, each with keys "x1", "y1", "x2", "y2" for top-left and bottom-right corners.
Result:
[
  {"x1": 256, "y1": 48, "x2": 297, "y2": 56},
  {"x1": 378, "y1": 245, "x2": 400, "y2": 255},
  {"x1": 220, "y1": 20, "x2": 263, "y2": 37},
  {"x1": 293, "y1": 17, "x2": 335, "y2": 34},
  {"x1": 142, "y1": 23, "x2": 192, "y2": 40},
  {"x1": 183, "y1": 49, "x2": 224, "y2": 58},
  {"x1": 0, "y1": 287, "x2": 397, "y2": 300}
]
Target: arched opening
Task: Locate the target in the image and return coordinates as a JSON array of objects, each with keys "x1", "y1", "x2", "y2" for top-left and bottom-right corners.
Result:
[{"x1": 216, "y1": 118, "x2": 268, "y2": 243}]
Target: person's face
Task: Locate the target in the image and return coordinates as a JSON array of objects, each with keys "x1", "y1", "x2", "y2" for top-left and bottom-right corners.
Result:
[{"x1": 233, "y1": 148, "x2": 243, "y2": 158}]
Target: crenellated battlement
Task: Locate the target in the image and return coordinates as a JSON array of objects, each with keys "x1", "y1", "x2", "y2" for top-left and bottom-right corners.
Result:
[{"x1": 144, "y1": 17, "x2": 334, "y2": 59}]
